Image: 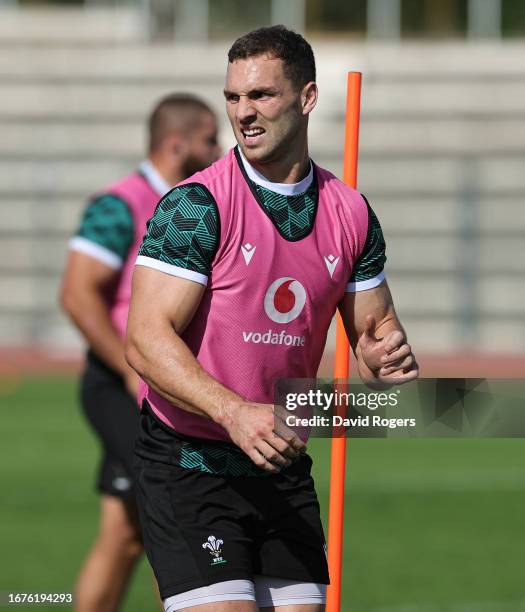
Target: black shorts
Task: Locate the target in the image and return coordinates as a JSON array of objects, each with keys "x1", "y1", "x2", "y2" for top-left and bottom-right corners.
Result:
[
  {"x1": 133, "y1": 401, "x2": 329, "y2": 600},
  {"x1": 80, "y1": 350, "x2": 140, "y2": 499}
]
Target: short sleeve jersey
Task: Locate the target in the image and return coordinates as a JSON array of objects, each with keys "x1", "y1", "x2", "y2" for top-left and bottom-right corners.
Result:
[
  {"x1": 69, "y1": 161, "x2": 171, "y2": 269},
  {"x1": 70, "y1": 194, "x2": 135, "y2": 269},
  {"x1": 138, "y1": 152, "x2": 386, "y2": 290}
]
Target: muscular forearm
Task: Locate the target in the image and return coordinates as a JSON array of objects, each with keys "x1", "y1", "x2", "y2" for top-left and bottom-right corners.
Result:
[{"x1": 126, "y1": 319, "x2": 243, "y2": 425}]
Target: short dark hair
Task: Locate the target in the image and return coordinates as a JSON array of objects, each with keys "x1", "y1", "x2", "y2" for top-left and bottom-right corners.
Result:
[
  {"x1": 148, "y1": 93, "x2": 213, "y2": 152},
  {"x1": 227, "y1": 25, "x2": 316, "y2": 90}
]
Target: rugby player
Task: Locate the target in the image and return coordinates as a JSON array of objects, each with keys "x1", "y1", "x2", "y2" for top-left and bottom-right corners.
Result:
[
  {"x1": 126, "y1": 26, "x2": 418, "y2": 612},
  {"x1": 60, "y1": 94, "x2": 220, "y2": 612}
]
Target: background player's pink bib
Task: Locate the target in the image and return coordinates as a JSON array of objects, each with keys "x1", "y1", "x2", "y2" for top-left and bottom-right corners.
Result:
[
  {"x1": 104, "y1": 174, "x2": 161, "y2": 338},
  {"x1": 141, "y1": 149, "x2": 369, "y2": 441}
]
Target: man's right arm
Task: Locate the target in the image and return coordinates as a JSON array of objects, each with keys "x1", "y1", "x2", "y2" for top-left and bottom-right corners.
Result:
[
  {"x1": 126, "y1": 267, "x2": 304, "y2": 472},
  {"x1": 126, "y1": 267, "x2": 240, "y2": 420},
  {"x1": 126, "y1": 185, "x2": 305, "y2": 472}
]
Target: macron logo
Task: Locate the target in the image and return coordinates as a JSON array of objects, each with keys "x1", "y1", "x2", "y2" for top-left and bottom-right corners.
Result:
[
  {"x1": 324, "y1": 254, "x2": 340, "y2": 279},
  {"x1": 241, "y1": 243, "x2": 256, "y2": 265}
]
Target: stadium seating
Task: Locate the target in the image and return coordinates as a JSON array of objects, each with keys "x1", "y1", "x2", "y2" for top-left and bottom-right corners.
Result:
[{"x1": 1, "y1": 7, "x2": 524, "y2": 355}]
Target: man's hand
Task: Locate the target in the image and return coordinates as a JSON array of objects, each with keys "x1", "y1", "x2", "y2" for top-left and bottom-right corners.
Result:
[
  {"x1": 358, "y1": 314, "x2": 418, "y2": 385},
  {"x1": 219, "y1": 402, "x2": 307, "y2": 474}
]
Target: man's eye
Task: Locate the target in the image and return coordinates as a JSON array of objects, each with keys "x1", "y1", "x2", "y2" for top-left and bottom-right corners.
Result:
[{"x1": 226, "y1": 94, "x2": 239, "y2": 103}]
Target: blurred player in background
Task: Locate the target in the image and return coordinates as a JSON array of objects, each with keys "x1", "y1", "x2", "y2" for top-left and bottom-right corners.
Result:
[
  {"x1": 127, "y1": 26, "x2": 418, "y2": 612},
  {"x1": 60, "y1": 93, "x2": 220, "y2": 612}
]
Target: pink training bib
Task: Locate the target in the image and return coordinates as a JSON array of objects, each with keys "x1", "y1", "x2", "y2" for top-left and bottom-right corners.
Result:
[
  {"x1": 140, "y1": 149, "x2": 369, "y2": 441},
  {"x1": 104, "y1": 173, "x2": 162, "y2": 338}
]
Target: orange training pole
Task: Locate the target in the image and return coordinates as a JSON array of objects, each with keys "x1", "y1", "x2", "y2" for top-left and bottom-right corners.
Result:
[{"x1": 326, "y1": 71, "x2": 362, "y2": 612}]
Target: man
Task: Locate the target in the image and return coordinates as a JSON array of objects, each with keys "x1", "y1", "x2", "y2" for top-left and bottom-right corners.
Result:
[
  {"x1": 60, "y1": 93, "x2": 220, "y2": 612},
  {"x1": 126, "y1": 26, "x2": 418, "y2": 612}
]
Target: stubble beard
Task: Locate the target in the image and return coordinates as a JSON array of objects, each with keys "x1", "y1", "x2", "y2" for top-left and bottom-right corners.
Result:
[
  {"x1": 181, "y1": 153, "x2": 211, "y2": 179},
  {"x1": 242, "y1": 118, "x2": 303, "y2": 169}
]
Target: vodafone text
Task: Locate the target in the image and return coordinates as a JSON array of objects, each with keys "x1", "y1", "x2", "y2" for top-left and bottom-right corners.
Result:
[{"x1": 242, "y1": 329, "x2": 306, "y2": 346}]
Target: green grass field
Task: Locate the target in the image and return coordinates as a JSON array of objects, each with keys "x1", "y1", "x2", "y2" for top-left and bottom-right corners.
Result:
[{"x1": 2, "y1": 376, "x2": 525, "y2": 611}]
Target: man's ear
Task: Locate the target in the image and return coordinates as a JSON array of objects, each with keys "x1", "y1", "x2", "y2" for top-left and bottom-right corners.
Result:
[
  {"x1": 301, "y1": 81, "x2": 318, "y2": 116},
  {"x1": 164, "y1": 132, "x2": 188, "y2": 160}
]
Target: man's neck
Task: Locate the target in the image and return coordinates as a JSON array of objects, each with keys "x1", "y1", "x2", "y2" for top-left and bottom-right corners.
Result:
[
  {"x1": 238, "y1": 138, "x2": 311, "y2": 184},
  {"x1": 146, "y1": 155, "x2": 184, "y2": 193},
  {"x1": 237, "y1": 147, "x2": 313, "y2": 196}
]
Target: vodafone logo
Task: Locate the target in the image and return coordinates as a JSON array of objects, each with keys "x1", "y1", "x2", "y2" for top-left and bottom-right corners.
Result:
[
  {"x1": 243, "y1": 277, "x2": 307, "y2": 346},
  {"x1": 264, "y1": 277, "x2": 307, "y2": 324}
]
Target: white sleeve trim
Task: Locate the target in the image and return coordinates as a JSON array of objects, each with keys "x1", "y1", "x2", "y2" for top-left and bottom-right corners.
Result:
[
  {"x1": 69, "y1": 236, "x2": 123, "y2": 270},
  {"x1": 346, "y1": 271, "x2": 385, "y2": 292},
  {"x1": 135, "y1": 255, "x2": 208, "y2": 286}
]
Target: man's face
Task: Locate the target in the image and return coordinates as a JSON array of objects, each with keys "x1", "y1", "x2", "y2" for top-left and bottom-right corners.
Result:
[
  {"x1": 183, "y1": 112, "x2": 221, "y2": 177},
  {"x1": 224, "y1": 54, "x2": 305, "y2": 164}
]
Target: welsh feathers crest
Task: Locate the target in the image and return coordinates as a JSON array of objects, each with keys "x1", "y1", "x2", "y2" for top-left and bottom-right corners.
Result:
[{"x1": 202, "y1": 535, "x2": 224, "y2": 559}]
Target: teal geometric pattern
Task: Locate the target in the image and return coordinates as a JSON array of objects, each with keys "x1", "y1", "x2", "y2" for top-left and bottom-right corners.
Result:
[
  {"x1": 138, "y1": 184, "x2": 219, "y2": 276},
  {"x1": 76, "y1": 194, "x2": 134, "y2": 260},
  {"x1": 138, "y1": 179, "x2": 385, "y2": 282},
  {"x1": 179, "y1": 440, "x2": 270, "y2": 477},
  {"x1": 350, "y1": 199, "x2": 387, "y2": 282},
  {"x1": 253, "y1": 182, "x2": 317, "y2": 241}
]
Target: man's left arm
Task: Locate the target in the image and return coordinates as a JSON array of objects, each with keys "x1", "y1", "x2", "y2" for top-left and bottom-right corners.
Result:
[
  {"x1": 338, "y1": 281, "x2": 418, "y2": 386},
  {"x1": 338, "y1": 196, "x2": 418, "y2": 385}
]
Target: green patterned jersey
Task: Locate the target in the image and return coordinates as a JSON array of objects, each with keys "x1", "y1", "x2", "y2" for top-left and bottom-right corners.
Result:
[
  {"x1": 178, "y1": 437, "x2": 269, "y2": 477},
  {"x1": 138, "y1": 181, "x2": 318, "y2": 277},
  {"x1": 252, "y1": 181, "x2": 317, "y2": 241},
  {"x1": 138, "y1": 183, "x2": 220, "y2": 278},
  {"x1": 349, "y1": 197, "x2": 386, "y2": 284},
  {"x1": 74, "y1": 194, "x2": 134, "y2": 264},
  {"x1": 139, "y1": 178, "x2": 385, "y2": 283}
]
